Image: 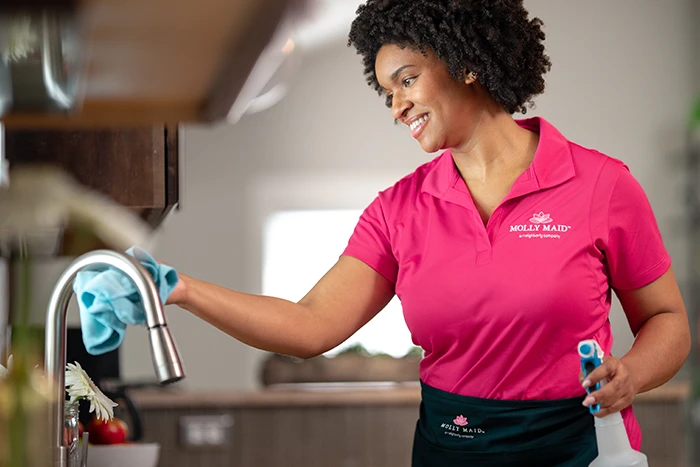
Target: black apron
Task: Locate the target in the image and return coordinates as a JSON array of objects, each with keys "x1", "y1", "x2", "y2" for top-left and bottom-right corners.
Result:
[{"x1": 413, "y1": 381, "x2": 598, "y2": 466}]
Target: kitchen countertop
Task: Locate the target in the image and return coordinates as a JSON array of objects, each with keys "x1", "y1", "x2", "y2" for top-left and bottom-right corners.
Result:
[{"x1": 127, "y1": 380, "x2": 690, "y2": 410}]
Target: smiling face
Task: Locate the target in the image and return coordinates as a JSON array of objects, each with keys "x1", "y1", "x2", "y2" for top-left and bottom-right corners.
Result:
[{"x1": 375, "y1": 44, "x2": 480, "y2": 153}]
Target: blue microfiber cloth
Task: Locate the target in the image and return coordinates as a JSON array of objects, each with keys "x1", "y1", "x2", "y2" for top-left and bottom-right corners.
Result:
[{"x1": 74, "y1": 246, "x2": 179, "y2": 355}]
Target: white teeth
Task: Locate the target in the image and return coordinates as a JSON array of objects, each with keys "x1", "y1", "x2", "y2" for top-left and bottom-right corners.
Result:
[{"x1": 409, "y1": 114, "x2": 429, "y2": 131}]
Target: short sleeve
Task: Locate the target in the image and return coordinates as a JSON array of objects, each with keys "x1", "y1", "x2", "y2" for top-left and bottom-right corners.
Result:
[
  {"x1": 342, "y1": 196, "x2": 398, "y2": 284},
  {"x1": 592, "y1": 160, "x2": 671, "y2": 291}
]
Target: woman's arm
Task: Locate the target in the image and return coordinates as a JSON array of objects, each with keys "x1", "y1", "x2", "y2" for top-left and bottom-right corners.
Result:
[
  {"x1": 167, "y1": 256, "x2": 395, "y2": 359},
  {"x1": 617, "y1": 266, "x2": 690, "y2": 392},
  {"x1": 582, "y1": 266, "x2": 690, "y2": 416}
]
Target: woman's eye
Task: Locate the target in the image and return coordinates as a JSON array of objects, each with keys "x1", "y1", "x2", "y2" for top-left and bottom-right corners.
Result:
[{"x1": 403, "y1": 77, "x2": 415, "y2": 87}]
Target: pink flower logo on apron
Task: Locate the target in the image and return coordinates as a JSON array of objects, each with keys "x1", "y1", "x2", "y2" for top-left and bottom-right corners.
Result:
[{"x1": 453, "y1": 415, "x2": 468, "y2": 426}]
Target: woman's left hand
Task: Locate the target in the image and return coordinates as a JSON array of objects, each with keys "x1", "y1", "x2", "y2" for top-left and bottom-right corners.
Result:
[{"x1": 580, "y1": 356, "x2": 639, "y2": 418}]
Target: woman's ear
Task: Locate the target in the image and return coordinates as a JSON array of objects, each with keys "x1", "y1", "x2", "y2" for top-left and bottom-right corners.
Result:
[{"x1": 464, "y1": 71, "x2": 478, "y2": 85}]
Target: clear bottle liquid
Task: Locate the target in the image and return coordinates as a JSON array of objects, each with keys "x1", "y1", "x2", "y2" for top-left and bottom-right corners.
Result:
[{"x1": 589, "y1": 412, "x2": 648, "y2": 467}]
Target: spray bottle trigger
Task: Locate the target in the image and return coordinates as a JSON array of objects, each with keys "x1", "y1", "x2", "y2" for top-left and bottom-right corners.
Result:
[
  {"x1": 578, "y1": 340, "x2": 604, "y2": 415},
  {"x1": 581, "y1": 360, "x2": 602, "y2": 414}
]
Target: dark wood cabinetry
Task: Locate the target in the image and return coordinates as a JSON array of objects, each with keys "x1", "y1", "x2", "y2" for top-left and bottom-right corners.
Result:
[
  {"x1": 140, "y1": 400, "x2": 417, "y2": 467},
  {"x1": 5, "y1": 125, "x2": 179, "y2": 229}
]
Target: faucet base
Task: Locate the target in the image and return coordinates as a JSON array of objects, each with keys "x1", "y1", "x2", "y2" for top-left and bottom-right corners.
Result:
[{"x1": 54, "y1": 446, "x2": 68, "y2": 467}]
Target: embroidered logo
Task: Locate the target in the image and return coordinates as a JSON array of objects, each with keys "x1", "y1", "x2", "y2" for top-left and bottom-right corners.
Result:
[
  {"x1": 440, "y1": 415, "x2": 486, "y2": 439},
  {"x1": 508, "y1": 211, "x2": 572, "y2": 239},
  {"x1": 453, "y1": 415, "x2": 468, "y2": 426},
  {"x1": 529, "y1": 211, "x2": 553, "y2": 224}
]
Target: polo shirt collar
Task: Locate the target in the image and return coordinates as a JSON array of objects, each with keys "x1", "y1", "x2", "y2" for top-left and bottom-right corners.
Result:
[{"x1": 421, "y1": 116, "x2": 576, "y2": 201}]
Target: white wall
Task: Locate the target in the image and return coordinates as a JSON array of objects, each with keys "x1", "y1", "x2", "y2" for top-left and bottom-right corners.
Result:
[{"x1": 119, "y1": 0, "x2": 698, "y2": 389}]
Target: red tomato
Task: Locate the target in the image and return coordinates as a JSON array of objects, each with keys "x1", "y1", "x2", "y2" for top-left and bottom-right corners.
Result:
[{"x1": 87, "y1": 417, "x2": 129, "y2": 445}]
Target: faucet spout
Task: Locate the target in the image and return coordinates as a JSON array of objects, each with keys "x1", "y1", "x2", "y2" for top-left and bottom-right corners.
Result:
[{"x1": 44, "y1": 249, "x2": 185, "y2": 466}]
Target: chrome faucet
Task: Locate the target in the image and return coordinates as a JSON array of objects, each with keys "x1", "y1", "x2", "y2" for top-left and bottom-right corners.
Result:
[{"x1": 44, "y1": 249, "x2": 186, "y2": 467}]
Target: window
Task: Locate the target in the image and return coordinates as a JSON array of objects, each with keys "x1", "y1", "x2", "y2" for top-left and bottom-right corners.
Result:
[{"x1": 262, "y1": 209, "x2": 414, "y2": 357}]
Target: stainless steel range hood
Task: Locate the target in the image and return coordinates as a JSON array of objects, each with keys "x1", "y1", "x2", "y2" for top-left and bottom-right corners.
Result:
[{"x1": 0, "y1": 0, "x2": 308, "y2": 128}]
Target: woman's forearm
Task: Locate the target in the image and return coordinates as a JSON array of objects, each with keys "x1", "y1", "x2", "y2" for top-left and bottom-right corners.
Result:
[
  {"x1": 620, "y1": 311, "x2": 690, "y2": 394},
  {"x1": 172, "y1": 273, "x2": 327, "y2": 359}
]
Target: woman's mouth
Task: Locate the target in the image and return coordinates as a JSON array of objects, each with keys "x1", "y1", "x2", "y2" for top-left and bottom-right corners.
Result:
[{"x1": 409, "y1": 114, "x2": 430, "y2": 139}]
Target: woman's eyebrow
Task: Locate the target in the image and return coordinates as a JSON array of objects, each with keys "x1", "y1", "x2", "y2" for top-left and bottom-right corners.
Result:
[{"x1": 390, "y1": 65, "x2": 415, "y2": 81}]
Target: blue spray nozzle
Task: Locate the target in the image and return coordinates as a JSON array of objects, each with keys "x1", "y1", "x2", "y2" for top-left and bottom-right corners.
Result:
[
  {"x1": 578, "y1": 339, "x2": 603, "y2": 415},
  {"x1": 579, "y1": 343, "x2": 592, "y2": 356}
]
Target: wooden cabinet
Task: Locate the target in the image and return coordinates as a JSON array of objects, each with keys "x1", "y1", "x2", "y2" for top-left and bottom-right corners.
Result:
[
  {"x1": 140, "y1": 404, "x2": 417, "y2": 467},
  {"x1": 5, "y1": 125, "x2": 178, "y2": 253},
  {"x1": 0, "y1": 0, "x2": 291, "y2": 127}
]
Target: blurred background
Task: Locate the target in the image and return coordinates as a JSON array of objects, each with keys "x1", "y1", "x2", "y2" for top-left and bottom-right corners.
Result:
[{"x1": 1, "y1": 0, "x2": 699, "y2": 466}]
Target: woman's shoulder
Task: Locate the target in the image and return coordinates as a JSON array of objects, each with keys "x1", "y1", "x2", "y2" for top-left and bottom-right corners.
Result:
[
  {"x1": 566, "y1": 141, "x2": 651, "y2": 210},
  {"x1": 567, "y1": 140, "x2": 630, "y2": 181},
  {"x1": 378, "y1": 152, "x2": 446, "y2": 202}
]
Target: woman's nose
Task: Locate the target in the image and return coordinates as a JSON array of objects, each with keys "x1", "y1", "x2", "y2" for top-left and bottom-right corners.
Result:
[{"x1": 391, "y1": 92, "x2": 412, "y2": 121}]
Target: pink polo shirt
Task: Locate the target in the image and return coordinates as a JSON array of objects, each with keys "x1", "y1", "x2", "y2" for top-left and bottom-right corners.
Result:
[{"x1": 342, "y1": 117, "x2": 671, "y2": 449}]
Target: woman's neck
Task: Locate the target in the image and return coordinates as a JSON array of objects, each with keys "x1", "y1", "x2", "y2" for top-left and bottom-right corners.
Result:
[{"x1": 451, "y1": 107, "x2": 538, "y2": 182}]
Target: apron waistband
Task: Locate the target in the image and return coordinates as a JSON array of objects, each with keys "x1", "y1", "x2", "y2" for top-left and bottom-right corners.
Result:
[{"x1": 413, "y1": 381, "x2": 597, "y2": 466}]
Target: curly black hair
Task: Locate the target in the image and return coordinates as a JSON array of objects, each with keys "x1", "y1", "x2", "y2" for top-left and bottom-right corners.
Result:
[{"x1": 347, "y1": 0, "x2": 552, "y2": 115}]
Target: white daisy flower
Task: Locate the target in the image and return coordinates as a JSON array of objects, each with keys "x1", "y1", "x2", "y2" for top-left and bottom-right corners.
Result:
[
  {"x1": 0, "y1": 354, "x2": 12, "y2": 379},
  {"x1": 65, "y1": 361, "x2": 118, "y2": 421}
]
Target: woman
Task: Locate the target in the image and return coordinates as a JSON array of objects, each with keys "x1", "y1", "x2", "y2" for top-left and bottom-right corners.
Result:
[{"x1": 167, "y1": 0, "x2": 690, "y2": 464}]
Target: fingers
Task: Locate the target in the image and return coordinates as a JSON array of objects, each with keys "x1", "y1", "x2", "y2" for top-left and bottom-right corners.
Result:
[
  {"x1": 593, "y1": 398, "x2": 634, "y2": 418},
  {"x1": 581, "y1": 356, "x2": 636, "y2": 417},
  {"x1": 581, "y1": 356, "x2": 616, "y2": 390}
]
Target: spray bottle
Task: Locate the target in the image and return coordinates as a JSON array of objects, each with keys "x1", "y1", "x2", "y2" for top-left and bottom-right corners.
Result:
[{"x1": 578, "y1": 340, "x2": 648, "y2": 467}]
